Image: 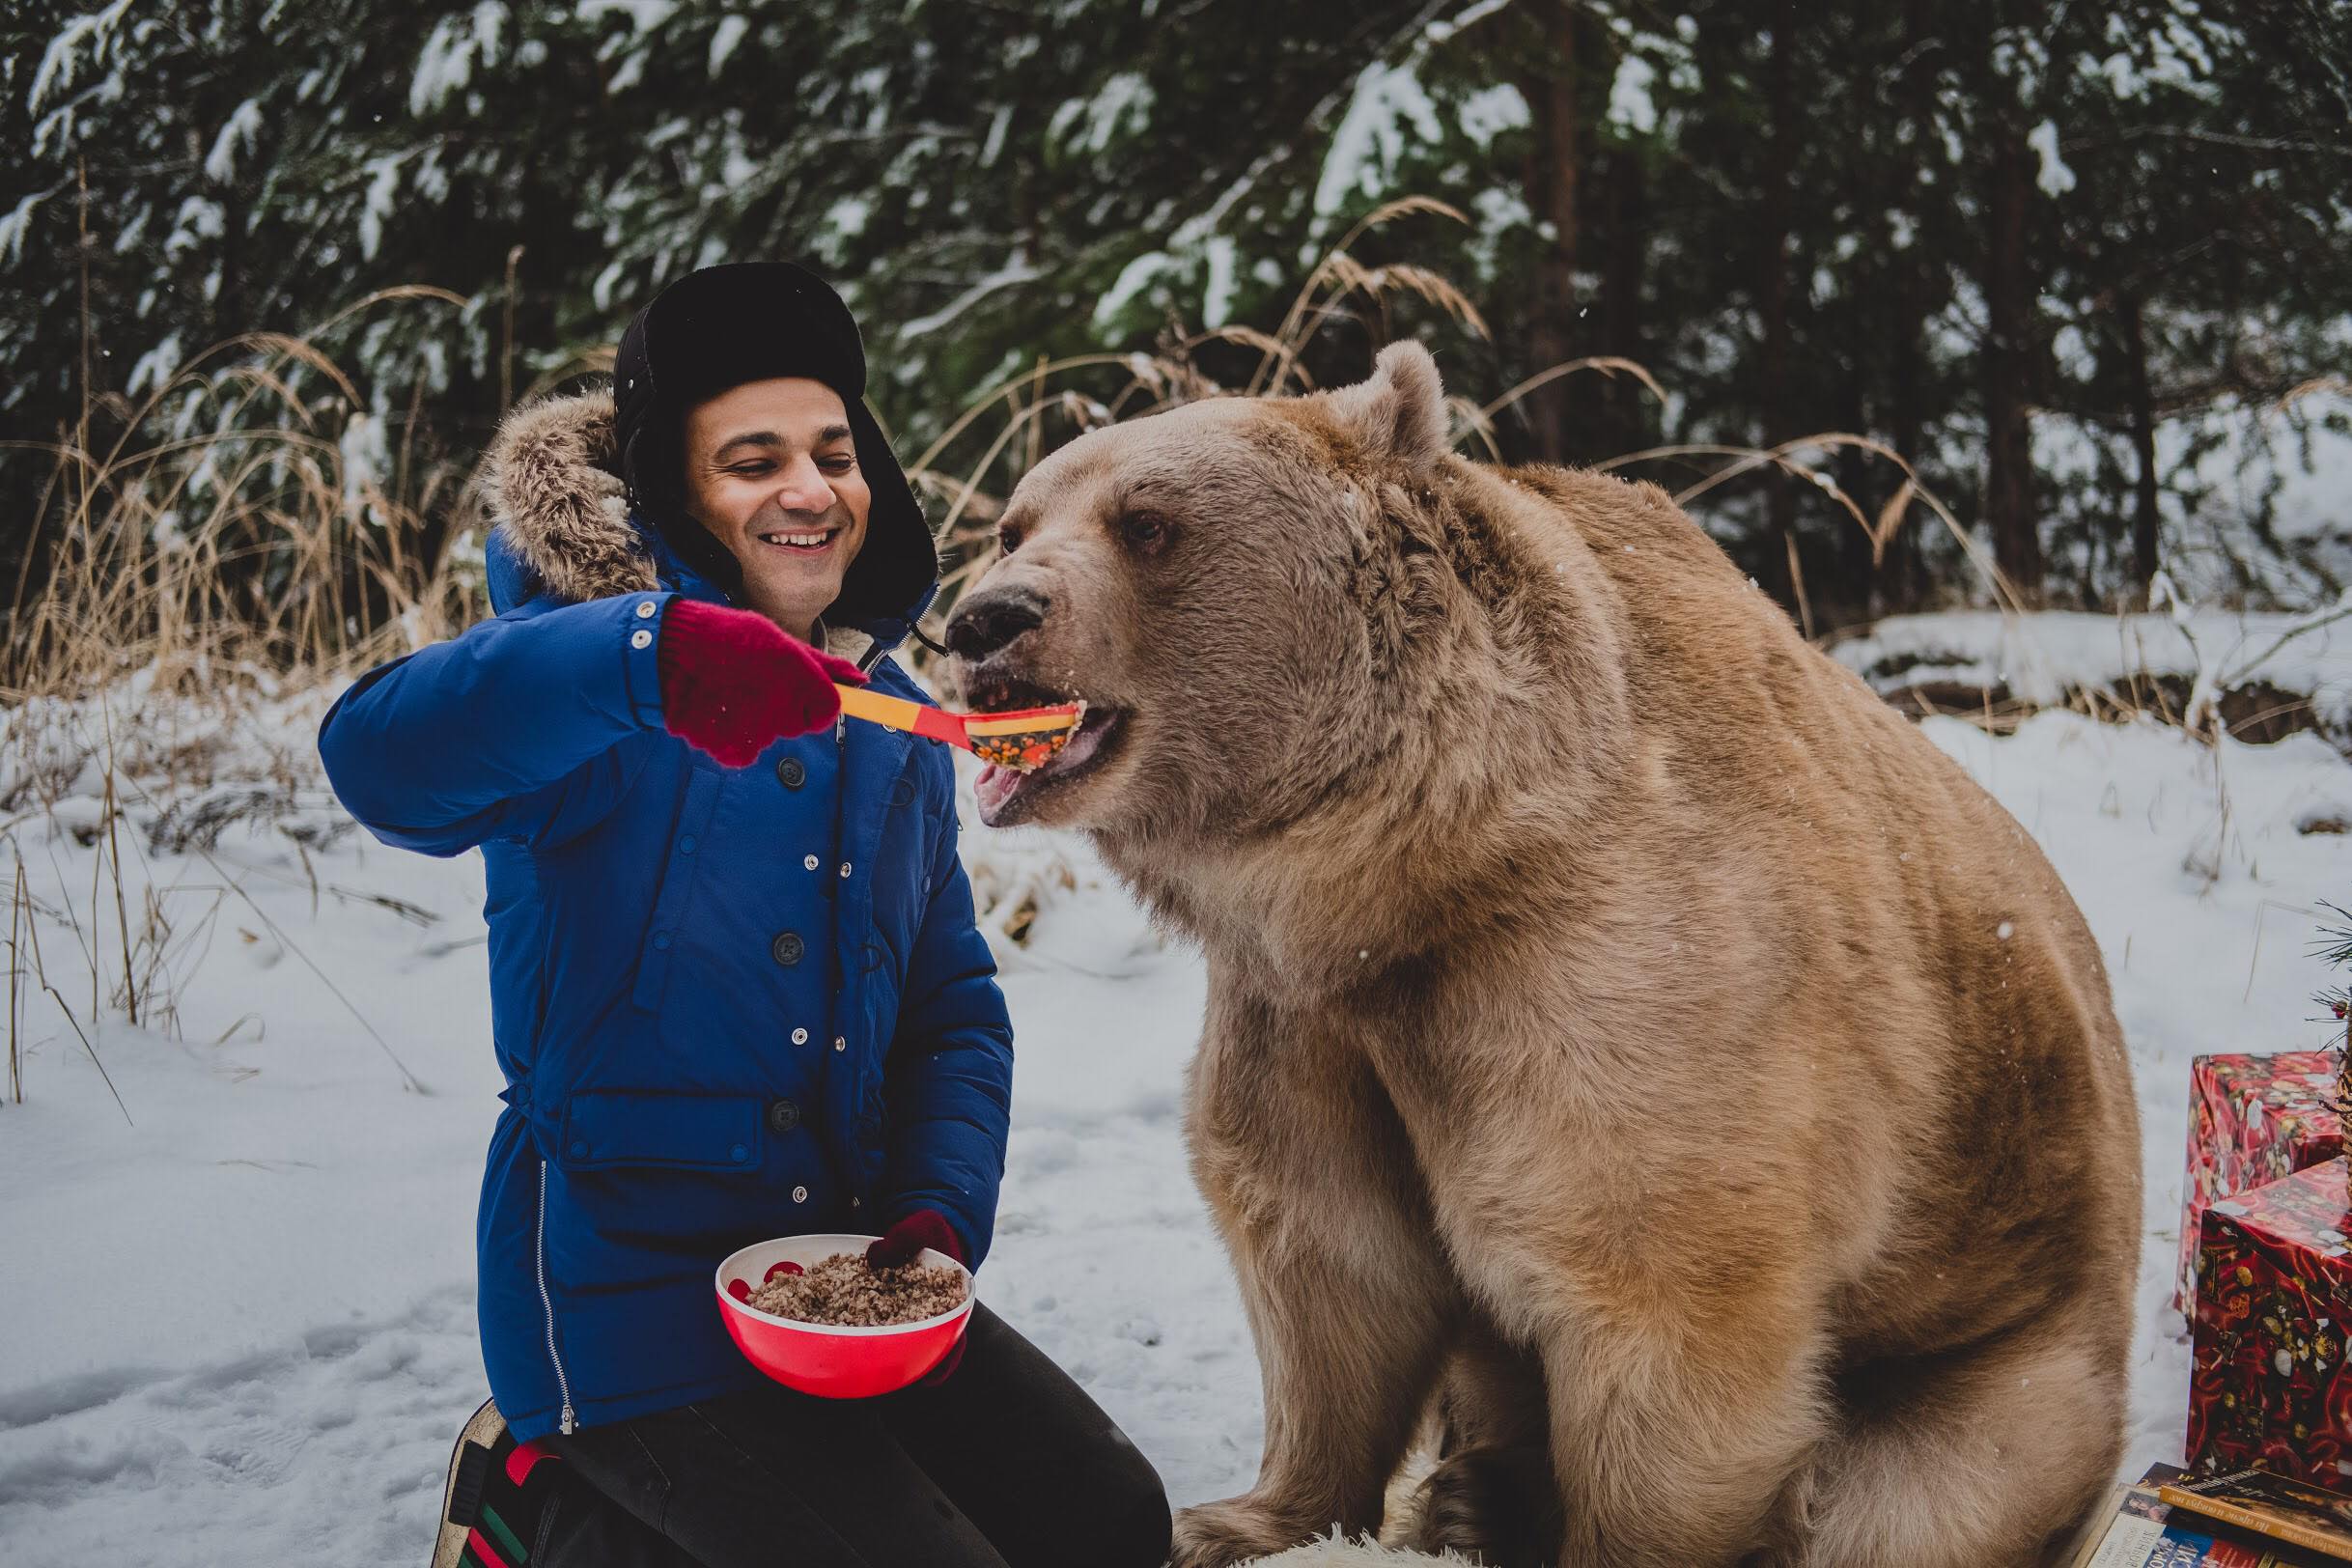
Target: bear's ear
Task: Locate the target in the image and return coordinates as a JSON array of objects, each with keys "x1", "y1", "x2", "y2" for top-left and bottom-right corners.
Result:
[{"x1": 1326, "y1": 340, "x2": 1450, "y2": 476}]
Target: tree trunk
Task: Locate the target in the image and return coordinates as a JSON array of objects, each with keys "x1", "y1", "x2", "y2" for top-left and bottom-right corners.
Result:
[
  {"x1": 2121, "y1": 290, "x2": 2163, "y2": 600},
  {"x1": 1983, "y1": 121, "x2": 2044, "y2": 601},
  {"x1": 1883, "y1": 0, "x2": 1933, "y2": 615},
  {"x1": 1759, "y1": 3, "x2": 1801, "y2": 610},
  {"x1": 1594, "y1": 147, "x2": 1647, "y2": 459},
  {"x1": 1513, "y1": 0, "x2": 1581, "y2": 463}
]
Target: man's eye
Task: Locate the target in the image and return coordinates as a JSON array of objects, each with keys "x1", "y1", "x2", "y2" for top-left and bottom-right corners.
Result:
[
  {"x1": 726, "y1": 462, "x2": 772, "y2": 478},
  {"x1": 820, "y1": 455, "x2": 856, "y2": 472}
]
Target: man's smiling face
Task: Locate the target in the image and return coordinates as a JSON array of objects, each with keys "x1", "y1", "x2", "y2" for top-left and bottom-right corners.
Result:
[{"x1": 682, "y1": 377, "x2": 871, "y2": 637}]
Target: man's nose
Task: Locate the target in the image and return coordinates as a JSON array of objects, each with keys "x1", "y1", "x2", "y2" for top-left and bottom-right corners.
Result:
[
  {"x1": 945, "y1": 586, "x2": 1050, "y2": 659},
  {"x1": 770, "y1": 454, "x2": 833, "y2": 512}
]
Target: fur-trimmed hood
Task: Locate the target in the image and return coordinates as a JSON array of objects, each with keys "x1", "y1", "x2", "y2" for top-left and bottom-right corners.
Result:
[
  {"x1": 479, "y1": 386, "x2": 935, "y2": 664},
  {"x1": 482, "y1": 389, "x2": 650, "y2": 605}
]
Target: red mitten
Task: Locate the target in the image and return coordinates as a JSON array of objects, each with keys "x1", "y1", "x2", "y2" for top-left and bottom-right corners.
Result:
[
  {"x1": 868, "y1": 1209, "x2": 969, "y2": 1386},
  {"x1": 657, "y1": 600, "x2": 867, "y2": 767},
  {"x1": 866, "y1": 1208, "x2": 967, "y2": 1269}
]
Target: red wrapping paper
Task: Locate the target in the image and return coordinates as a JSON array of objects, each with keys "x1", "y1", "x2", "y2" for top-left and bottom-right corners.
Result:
[
  {"x1": 2177, "y1": 1053, "x2": 2342, "y2": 1313},
  {"x1": 2187, "y1": 1158, "x2": 2352, "y2": 1490}
]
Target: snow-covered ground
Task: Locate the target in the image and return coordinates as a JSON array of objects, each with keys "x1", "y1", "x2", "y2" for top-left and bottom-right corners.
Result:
[
  {"x1": 3, "y1": 664, "x2": 2350, "y2": 1564},
  {"x1": 1829, "y1": 601, "x2": 2352, "y2": 741}
]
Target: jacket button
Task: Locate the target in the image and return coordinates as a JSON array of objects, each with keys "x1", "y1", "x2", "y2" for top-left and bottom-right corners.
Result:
[
  {"x1": 771, "y1": 931, "x2": 803, "y2": 966},
  {"x1": 767, "y1": 1099, "x2": 801, "y2": 1134},
  {"x1": 837, "y1": 861, "x2": 852, "y2": 879},
  {"x1": 679, "y1": 834, "x2": 696, "y2": 854},
  {"x1": 791, "y1": 1027, "x2": 808, "y2": 1045},
  {"x1": 776, "y1": 756, "x2": 806, "y2": 789},
  {"x1": 635, "y1": 600, "x2": 657, "y2": 618},
  {"x1": 652, "y1": 931, "x2": 671, "y2": 951},
  {"x1": 730, "y1": 1143, "x2": 749, "y2": 1163},
  {"x1": 630, "y1": 629, "x2": 652, "y2": 649},
  {"x1": 792, "y1": 1185, "x2": 809, "y2": 1204},
  {"x1": 570, "y1": 1139, "x2": 588, "y2": 1158},
  {"x1": 832, "y1": 1036, "x2": 846, "y2": 1051},
  {"x1": 803, "y1": 854, "x2": 819, "y2": 871}
]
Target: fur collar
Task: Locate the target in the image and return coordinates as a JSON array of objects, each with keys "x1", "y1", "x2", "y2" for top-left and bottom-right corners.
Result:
[{"x1": 482, "y1": 387, "x2": 881, "y2": 668}]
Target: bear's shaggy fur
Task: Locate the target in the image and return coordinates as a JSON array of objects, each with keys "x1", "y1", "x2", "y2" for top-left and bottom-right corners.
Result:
[{"x1": 946, "y1": 344, "x2": 2141, "y2": 1568}]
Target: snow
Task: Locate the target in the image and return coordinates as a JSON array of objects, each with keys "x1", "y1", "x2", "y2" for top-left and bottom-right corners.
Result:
[
  {"x1": 356, "y1": 154, "x2": 407, "y2": 264},
  {"x1": 4, "y1": 641, "x2": 2351, "y2": 1562},
  {"x1": 574, "y1": 0, "x2": 677, "y2": 37},
  {"x1": 202, "y1": 99, "x2": 264, "y2": 185},
  {"x1": 1422, "y1": 0, "x2": 1521, "y2": 45},
  {"x1": 0, "y1": 187, "x2": 58, "y2": 267},
  {"x1": 1050, "y1": 70, "x2": 1155, "y2": 157},
  {"x1": 1830, "y1": 605, "x2": 2352, "y2": 736},
  {"x1": 2028, "y1": 119, "x2": 2077, "y2": 196},
  {"x1": 1202, "y1": 237, "x2": 1238, "y2": 331},
  {"x1": 706, "y1": 14, "x2": 748, "y2": 76},
  {"x1": 979, "y1": 102, "x2": 1013, "y2": 168},
  {"x1": 125, "y1": 332, "x2": 182, "y2": 401},
  {"x1": 895, "y1": 254, "x2": 1042, "y2": 342},
  {"x1": 1313, "y1": 60, "x2": 1442, "y2": 217},
  {"x1": 1454, "y1": 84, "x2": 1528, "y2": 148},
  {"x1": 29, "y1": 0, "x2": 134, "y2": 114},
  {"x1": 1607, "y1": 54, "x2": 1659, "y2": 136},
  {"x1": 1094, "y1": 249, "x2": 1175, "y2": 328},
  {"x1": 408, "y1": 4, "x2": 507, "y2": 118},
  {"x1": 339, "y1": 412, "x2": 391, "y2": 526}
]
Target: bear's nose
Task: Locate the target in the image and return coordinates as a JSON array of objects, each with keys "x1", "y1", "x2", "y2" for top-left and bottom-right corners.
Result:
[{"x1": 945, "y1": 586, "x2": 1050, "y2": 659}]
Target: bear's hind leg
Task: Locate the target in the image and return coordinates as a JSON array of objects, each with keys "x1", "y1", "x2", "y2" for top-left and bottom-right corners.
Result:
[
  {"x1": 1788, "y1": 1309, "x2": 2125, "y2": 1568},
  {"x1": 1403, "y1": 1319, "x2": 1558, "y2": 1568}
]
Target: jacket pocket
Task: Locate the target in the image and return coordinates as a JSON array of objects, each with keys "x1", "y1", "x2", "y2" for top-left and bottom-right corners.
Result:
[{"x1": 556, "y1": 1089, "x2": 764, "y2": 1172}]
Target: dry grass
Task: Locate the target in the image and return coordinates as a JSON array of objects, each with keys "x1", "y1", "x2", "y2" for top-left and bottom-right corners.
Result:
[
  {"x1": 0, "y1": 197, "x2": 2000, "y2": 1091},
  {"x1": 1, "y1": 286, "x2": 489, "y2": 1088},
  {"x1": 5, "y1": 197, "x2": 1978, "y2": 710},
  {"x1": 896, "y1": 197, "x2": 1986, "y2": 665}
]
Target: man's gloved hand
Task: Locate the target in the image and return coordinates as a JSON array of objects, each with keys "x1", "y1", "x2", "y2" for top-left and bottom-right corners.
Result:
[
  {"x1": 657, "y1": 599, "x2": 868, "y2": 768},
  {"x1": 868, "y1": 1209, "x2": 969, "y2": 1386}
]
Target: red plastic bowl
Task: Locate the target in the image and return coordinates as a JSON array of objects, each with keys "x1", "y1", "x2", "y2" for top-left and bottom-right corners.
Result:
[{"x1": 715, "y1": 1234, "x2": 974, "y2": 1399}]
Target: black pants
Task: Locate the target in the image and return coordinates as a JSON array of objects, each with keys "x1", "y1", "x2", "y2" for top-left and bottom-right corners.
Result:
[{"x1": 532, "y1": 1302, "x2": 1172, "y2": 1568}]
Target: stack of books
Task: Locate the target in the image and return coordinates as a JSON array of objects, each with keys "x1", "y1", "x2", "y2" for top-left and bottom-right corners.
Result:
[{"x1": 2067, "y1": 1464, "x2": 2352, "y2": 1566}]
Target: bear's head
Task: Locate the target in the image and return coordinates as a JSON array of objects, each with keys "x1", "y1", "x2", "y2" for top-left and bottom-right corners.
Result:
[{"x1": 945, "y1": 341, "x2": 1547, "y2": 840}]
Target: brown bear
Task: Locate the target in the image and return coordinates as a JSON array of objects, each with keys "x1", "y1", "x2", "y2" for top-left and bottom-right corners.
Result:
[{"x1": 944, "y1": 343, "x2": 2142, "y2": 1568}]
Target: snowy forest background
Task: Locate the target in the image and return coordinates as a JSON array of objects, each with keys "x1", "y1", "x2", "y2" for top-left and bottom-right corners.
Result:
[{"x1": 5, "y1": 0, "x2": 2350, "y2": 662}]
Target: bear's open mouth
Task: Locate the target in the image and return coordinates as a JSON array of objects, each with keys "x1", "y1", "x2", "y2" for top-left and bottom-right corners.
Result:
[{"x1": 964, "y1": 675, "x2": 1126, "y2": 825}]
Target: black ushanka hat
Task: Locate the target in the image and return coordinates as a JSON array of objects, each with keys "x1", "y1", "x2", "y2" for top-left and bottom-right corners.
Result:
[{"x1": 612, "y1": 261, "x2": 937, "y2": 625}]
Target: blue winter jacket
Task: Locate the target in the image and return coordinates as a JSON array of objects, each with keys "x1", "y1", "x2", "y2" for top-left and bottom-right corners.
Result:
[{"x1": 315, "y1": 391, "x2": 1013, "y2": 1441}]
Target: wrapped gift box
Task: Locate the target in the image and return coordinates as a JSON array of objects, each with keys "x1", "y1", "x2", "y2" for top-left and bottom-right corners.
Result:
[
  {"x1": 2187, "y1": 1158, "x2": 2352, "y2": 1490},
  {"x1": 2177, "y1": 1053, "x2": 2342, "y2": 1312}
]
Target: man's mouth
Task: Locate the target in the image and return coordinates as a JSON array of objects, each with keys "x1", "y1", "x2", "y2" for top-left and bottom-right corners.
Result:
[
  {"x1": 966, "y1": 676, "x2": 1127, "y2": 825},
  {"x1": 756, "y1": 524, "x2": 839, "y2": 556}
]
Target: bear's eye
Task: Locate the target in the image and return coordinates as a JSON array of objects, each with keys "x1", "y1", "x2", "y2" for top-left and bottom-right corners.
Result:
[{"x1": 1120, "y1": 510, "x2": 1175, "y2": 552}]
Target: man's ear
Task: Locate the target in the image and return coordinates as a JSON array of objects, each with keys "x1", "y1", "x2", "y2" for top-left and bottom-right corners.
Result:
[{"x1": 1325, "y1": 340, "x2": 1450, "y2": 477}]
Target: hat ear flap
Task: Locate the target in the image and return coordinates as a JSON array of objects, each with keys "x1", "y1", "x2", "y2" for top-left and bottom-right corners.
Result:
[{"x1": 1325, "y1": 341, "x2": 1449, "y2": 477}]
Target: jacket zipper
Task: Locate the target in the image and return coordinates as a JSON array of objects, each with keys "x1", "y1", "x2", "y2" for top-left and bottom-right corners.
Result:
[{"x1": 536, "y1": 1158, "x2": 575, "y2": 1434}]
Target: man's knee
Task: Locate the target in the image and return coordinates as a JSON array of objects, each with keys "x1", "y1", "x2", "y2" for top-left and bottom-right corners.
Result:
[{"x1": 1092, "y1": 1428, "x2": 1172, "y2": 1567}]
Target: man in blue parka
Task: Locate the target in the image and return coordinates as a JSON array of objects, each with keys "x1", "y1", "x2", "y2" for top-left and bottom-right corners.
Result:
[{"x1": 318, "y1": 263, "x2": 1167, "y2": 1568}]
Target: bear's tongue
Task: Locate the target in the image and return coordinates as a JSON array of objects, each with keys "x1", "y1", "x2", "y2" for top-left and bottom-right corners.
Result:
[
  {"x1": 974, "y1": 761, "x2": 1022, "y2": 822},
  {"x1": 972, "y1": 710, "x2": 1113, "y2": 825}
]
